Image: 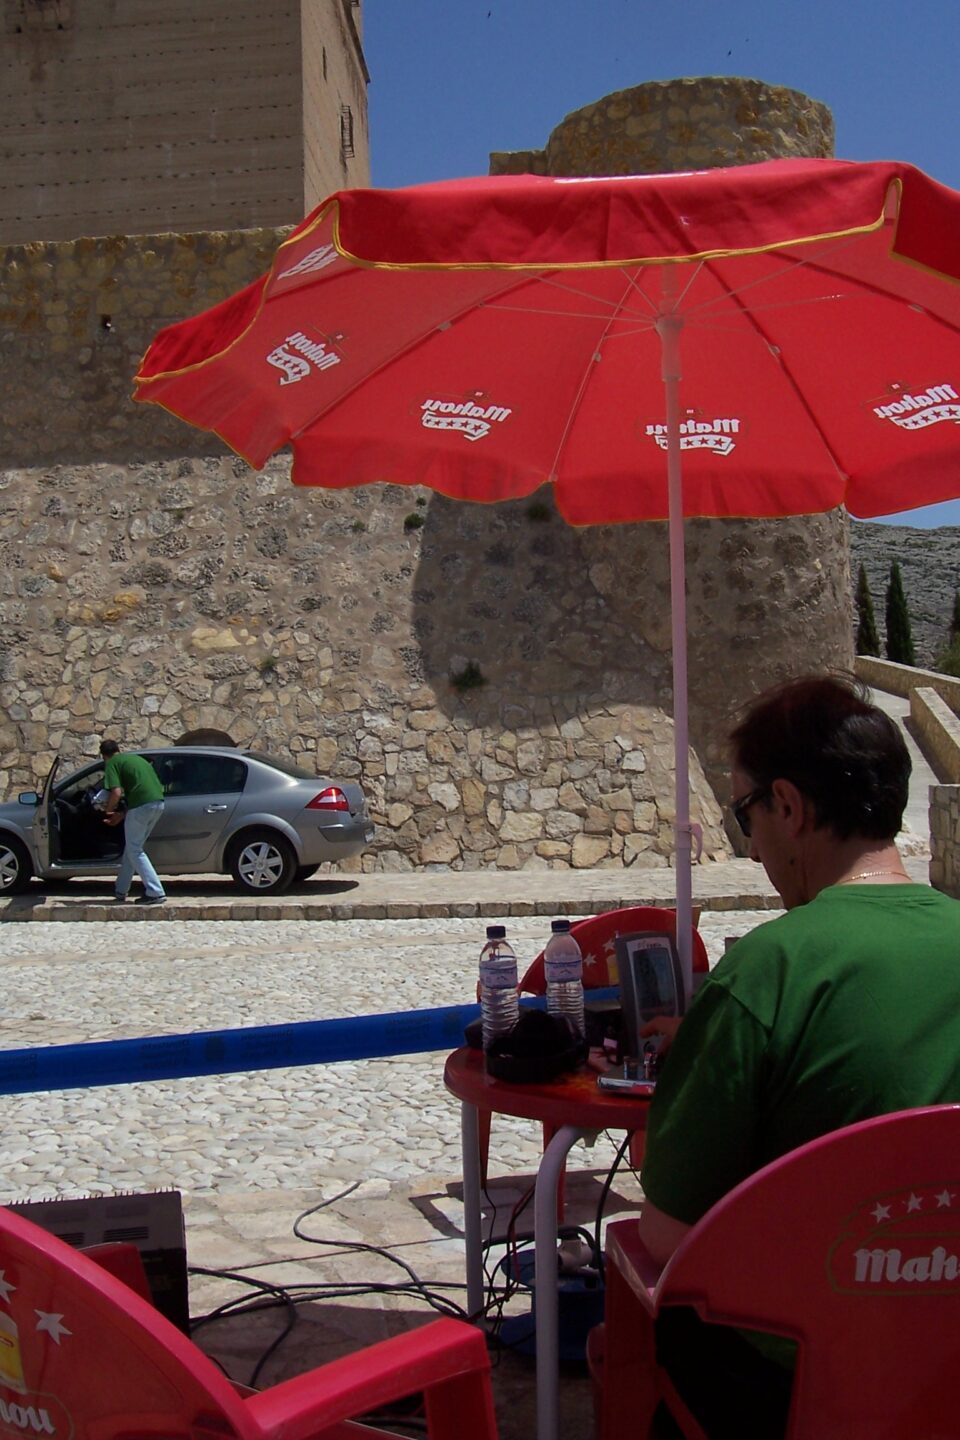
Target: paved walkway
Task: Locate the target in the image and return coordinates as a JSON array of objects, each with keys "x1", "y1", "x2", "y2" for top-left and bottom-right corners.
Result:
[{"x1": 1, "y1": 906, "x2": 783, "y2": 1436}]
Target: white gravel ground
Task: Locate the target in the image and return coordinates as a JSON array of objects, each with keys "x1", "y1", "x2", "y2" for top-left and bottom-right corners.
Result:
[{"x1": 0, "y1": 912, "x2": 777, "y2": 1200}]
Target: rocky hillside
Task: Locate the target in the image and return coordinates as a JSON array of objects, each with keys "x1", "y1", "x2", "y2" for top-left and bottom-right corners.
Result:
[{"x1": 849, "y1": 522, "x2": 960, "y2": 668}]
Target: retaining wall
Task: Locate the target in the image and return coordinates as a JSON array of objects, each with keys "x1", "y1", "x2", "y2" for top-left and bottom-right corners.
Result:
[{"x1": 855, "y1": 658, "x2": 960, "y2": 899}]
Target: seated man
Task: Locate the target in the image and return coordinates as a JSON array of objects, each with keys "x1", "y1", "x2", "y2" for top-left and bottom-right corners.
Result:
[{"x1": 638, "y1": 674, "x2": 960, "y2": 1438}]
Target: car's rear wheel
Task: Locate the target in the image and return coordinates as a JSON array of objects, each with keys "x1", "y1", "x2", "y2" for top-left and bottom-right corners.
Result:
[
  {"x1": 0, "y1": 836, "x2": 33, "y2": 895},
  {"x1": 295, "y1": 864, "x2": 320, "y2": 883},
  {"x1": 228, "y1": 831, "x2": 297, "y2": 895}
]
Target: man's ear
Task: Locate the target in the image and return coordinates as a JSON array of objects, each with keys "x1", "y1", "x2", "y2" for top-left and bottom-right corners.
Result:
[{"x1": 770, "y1": 777, "x2": 810, "y2": 837}]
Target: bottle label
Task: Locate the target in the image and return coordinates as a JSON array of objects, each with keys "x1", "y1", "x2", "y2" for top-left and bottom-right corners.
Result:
[
  {"x1": 544, "y1": 959, "x2": 582, "y2": 984},
  {"x1": 479, "y1": 959, "x2": 518, "y2": 988}
]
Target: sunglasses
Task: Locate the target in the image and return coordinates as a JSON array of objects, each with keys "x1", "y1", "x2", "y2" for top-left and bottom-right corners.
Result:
[{"x1": 732, "y1": 784, "x2": 771, "y2": 838}]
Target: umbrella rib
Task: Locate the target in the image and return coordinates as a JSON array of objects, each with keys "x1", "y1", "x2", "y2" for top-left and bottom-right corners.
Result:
[
  {"x1": 702, "y1": 256, "x2": 850, "y2": 479},
  {"x1": 682, "y1": 231, "x2": 869, "y2": 320},
  {"x1": 756, "y1": 249, "x2": 960, "y2": 341},
  {"x1": 542, "y1": 275, "x2": 642, "y2": 483}
]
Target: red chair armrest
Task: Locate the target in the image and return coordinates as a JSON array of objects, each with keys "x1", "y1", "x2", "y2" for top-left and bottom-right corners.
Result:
[{"x1": 244, "y1": 1319, "x2": 495, "y2": 1440}]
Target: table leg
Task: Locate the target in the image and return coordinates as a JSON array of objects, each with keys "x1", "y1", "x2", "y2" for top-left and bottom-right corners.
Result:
[
  {"x1": 460, "y1": 1099, "x2": 485, "y2": 1323},
  {"x1": 535, "y1": 1123, "x2": 584, "y2": 1440}
]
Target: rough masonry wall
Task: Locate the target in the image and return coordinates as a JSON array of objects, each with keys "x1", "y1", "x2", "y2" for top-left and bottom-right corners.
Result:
[
  {"x1": 1, "y1": 229, "x2": 288, "y2": 467},
  {"x1": 0, "y1": 455, "x2": 730, "y2": 872},
  {"x1": 489, "y1": 75, "x2": 833, "y2": 176}
]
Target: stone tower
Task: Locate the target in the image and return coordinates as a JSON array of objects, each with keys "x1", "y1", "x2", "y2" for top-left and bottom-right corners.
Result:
[{"x1": 490, "y1": 76, "x2": 853, "y2": 809}]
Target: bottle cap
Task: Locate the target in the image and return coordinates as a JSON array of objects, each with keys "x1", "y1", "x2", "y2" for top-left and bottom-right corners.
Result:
[
  {"x1": 550, "y1": 919, "x2": 572, "y2": 933},
  {"x1": 486, "y1": 924, "x2": 506, "y2": 939}
]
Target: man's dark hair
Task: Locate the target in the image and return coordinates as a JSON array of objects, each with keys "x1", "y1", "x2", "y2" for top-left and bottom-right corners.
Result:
[
  {"x1": 729, "y1": 674, "x2": 910, "y2": 841},
  {"x1": 99, "y1": 739, "x2": 119, "y2": 759}
]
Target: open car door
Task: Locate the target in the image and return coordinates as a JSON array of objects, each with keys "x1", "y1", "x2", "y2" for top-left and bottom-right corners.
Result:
[{"x1": 33, "y1": 755, "x2": 61, "y2": 871}]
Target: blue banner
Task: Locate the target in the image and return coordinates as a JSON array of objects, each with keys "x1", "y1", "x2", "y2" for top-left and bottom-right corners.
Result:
[{"x1": 0, "y1": 989, "x2": 618, "y2": 1096}]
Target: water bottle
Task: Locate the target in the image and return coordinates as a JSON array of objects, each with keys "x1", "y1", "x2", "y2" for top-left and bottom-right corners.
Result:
[
  {"x1": 479, "y1": 924, "x2": 519, "y2": 1051},
  {"x1": 544, "y1": 919, "x2": 584, "y2": 1038}
]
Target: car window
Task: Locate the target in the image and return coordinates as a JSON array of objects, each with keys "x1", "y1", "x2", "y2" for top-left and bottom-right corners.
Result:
[
  {"x1": 55, "y1": 764, "x2": 105, "y2": 802},
  {"x1": 244, "y1": 751, "x2": 317, "y2": 779},
  {"x1": 149, "y1": 754, "x2": 247, "y2": 797}
]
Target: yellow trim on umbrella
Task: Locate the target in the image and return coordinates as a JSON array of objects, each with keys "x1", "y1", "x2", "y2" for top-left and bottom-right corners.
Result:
[{"x1": 329, "y1": 196, "x2": 892, "y2": 272}]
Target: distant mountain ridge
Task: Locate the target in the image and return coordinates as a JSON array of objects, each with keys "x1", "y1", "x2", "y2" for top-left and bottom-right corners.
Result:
[{"x1": 849, "y1": 522, "x2": 960, "y2": 668}]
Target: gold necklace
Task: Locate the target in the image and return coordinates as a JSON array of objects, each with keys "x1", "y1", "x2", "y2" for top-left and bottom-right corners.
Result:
[{"x1": 837, "y1": 868, "x2": 911, "y2": 885}]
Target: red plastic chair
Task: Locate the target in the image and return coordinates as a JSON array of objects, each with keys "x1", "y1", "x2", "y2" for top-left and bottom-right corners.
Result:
[
  {"x1": 478, "y1": 907, "x2": 709, "y2": 1191},
  {"x1": 0, "y1": 1205, "x2": 498, "y2": 1440},
  {"x1": 590, "y1": 1104, "x2": 960, "y2": 1440},
  {"x1": 517, "y1": 905, "x2": 709, "y2": 997}
]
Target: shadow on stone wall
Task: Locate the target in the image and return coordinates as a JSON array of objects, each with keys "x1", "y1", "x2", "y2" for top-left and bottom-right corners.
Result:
[{"x1": 409, "y1": 488, "x2": 852, "y2": 806}]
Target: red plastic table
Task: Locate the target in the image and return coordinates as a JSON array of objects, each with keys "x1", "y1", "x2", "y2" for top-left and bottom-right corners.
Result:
[{"x1": 443, "y1": 1047, "x2": 652, "y2": 1440}]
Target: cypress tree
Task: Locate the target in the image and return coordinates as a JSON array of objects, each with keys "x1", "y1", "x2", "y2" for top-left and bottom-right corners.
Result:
[
  {"x1": 854, "y1": 563, "x2": 880, "y2": 656},
  {"x1": 935, "y1": 589, "x2": 960, "y2": 676},
  {"x1": 884, "y1": 561, "x2": 916, "y2": 667}
]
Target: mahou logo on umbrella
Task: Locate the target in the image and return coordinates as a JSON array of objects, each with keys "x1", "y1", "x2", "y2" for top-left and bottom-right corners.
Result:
[
  {"x1": 873, "y1": 382, "x2": 960, "y2": 431},
  {"x1": 419, "y1": 396, "x2": 513, "y2": 442},
  {"x1": 266, "y1": 330, "x2": 341, "y2": 386},
  {"x1": 645, "y1": 416, "x2": 742, "y2": 455}
]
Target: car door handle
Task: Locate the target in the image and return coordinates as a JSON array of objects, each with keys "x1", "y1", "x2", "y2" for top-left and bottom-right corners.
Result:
[{"x1": 205, "y1": 803, "x2": 229, "y2": 812}]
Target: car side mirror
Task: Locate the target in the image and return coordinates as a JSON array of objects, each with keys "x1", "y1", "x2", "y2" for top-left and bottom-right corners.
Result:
[{"x1": 18, "y1": 792, "x2": 40, "y2": 806}]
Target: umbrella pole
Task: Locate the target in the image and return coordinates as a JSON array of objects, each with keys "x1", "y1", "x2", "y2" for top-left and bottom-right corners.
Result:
[{"x1": 656, "y1": 305, "x2": 695, "y2": 1007}]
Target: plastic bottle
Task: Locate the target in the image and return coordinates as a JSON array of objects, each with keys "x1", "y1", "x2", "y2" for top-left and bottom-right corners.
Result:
[
  {"x1": 544, "y1": 919, "x2": 585, "y2": 1038},
  {"x1": 478, "y1": 924, "x2": 519, "y2": 1050}
]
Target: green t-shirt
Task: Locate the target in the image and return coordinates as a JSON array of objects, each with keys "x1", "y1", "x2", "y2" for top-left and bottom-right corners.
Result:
[
  {"x1": 102, "y1": 752, "x2": 164, "y2": 810},
  {"x1": 642, "y1": 884, "x2": 960, "y2": 1227}
]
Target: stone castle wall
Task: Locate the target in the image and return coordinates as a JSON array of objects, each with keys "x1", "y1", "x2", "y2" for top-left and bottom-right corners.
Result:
[{"x1": 0, "y1": 76, "x2": 855, "y2": 874}]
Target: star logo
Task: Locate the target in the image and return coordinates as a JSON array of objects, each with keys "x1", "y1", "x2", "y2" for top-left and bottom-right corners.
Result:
[
  {"x1": 870, "y1": 1202, "x2": 892, "y2": 1223},
  {"x1": 936, "y1": 1190, "x2": 955, "y2": 1208},
  {"x1": 35, "y1": 1310, "x2": 71, "y2": 1345},
  {"x1": 906, "y1": 1193, "x2": 923, "y2": 1212},
  {"x1": 0, "y1": 1271, "x2": 15, "y2": 1305}
]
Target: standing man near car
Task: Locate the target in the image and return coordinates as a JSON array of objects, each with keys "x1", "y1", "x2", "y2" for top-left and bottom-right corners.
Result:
[{"x1": 99, "y1": 739, "x2": 166, "y2": 905}]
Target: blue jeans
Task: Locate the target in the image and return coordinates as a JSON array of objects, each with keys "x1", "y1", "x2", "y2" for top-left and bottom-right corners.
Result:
[{"x1": 116, "y1": 801, "x2": 165, "y2": 899}]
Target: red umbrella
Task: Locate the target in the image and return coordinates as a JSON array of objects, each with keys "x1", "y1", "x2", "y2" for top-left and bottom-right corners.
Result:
[{"x1": 135, "y1": 157, "x2": 960, "y2": 997}]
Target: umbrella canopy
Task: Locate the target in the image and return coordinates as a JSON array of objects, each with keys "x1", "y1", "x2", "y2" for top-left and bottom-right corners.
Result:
[{"x1": 135, "y1": 157, "x2": 960, "y2": 996}]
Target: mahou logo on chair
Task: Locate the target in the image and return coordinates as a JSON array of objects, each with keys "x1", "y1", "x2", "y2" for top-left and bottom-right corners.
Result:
[{"x1": 829, "y1": 1182, "x2": 960, "y2": 1293}]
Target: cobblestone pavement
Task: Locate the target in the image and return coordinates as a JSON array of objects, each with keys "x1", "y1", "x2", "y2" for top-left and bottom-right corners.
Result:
[{"x1": 0, "y1": 910, "x2": 778, "y2": 1200}]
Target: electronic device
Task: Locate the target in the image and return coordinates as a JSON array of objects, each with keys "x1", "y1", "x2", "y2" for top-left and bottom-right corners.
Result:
[
  {"x1": 7, "y1": 1190, "x2": 189, "y2": 1333},
  {"x1": 614, "y1": 930, "x2": 684, "y2": 1060},
  {"x1": 597, "y1": 1074, "x2": 657, "y2": 1096}
]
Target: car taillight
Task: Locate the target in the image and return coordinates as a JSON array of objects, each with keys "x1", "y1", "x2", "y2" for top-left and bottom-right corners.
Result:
[{"x1": 306, "y1": 787, "x2": 350, "y2": 812}]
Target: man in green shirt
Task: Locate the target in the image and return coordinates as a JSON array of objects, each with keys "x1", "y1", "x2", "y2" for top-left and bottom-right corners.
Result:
[
  {"x1": 637, "y1": 675, "x2": 960, "y2": 1437},
  {"x1": 99, "y1": 739, "x2": 166, "y2": 905}
]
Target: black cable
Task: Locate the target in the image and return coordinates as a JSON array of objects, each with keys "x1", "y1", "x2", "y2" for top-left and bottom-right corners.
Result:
[
  {"x1": 188, "y1": 1265, "x2": 299, "y2": 1388},
  {"x1": 293, "y1": 1197, "x2": 470, "y2": 1321},
  {"x1": 593, "y1": 1130, "x2": 633, "y2": 1279}
]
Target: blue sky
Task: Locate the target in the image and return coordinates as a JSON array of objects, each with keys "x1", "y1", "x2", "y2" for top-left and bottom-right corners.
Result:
[{"x1": 363, "y1": 0, "x2": 960, "y2": 529}]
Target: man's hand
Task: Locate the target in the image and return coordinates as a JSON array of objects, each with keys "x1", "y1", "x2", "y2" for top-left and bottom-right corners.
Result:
[
  {"x1": 102, "y1": 811, "x2": 124, "y2": 827},
  {"x1": 639, "y1": 1015, "x2": 684, "y2": 1057}
]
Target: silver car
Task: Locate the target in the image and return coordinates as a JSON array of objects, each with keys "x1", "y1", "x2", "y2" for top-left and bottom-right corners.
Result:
[{"x1": 0, "y1": 747, "x2": 374, "y2": 896}]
